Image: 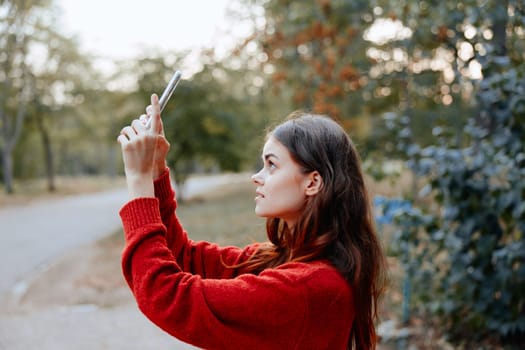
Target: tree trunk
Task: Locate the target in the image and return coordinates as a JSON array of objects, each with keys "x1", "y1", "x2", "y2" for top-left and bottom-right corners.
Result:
[
  {"x1": 107, "y1": 145, "x2": 118, "y2": 179},
  {"x1": 492, "y1": 1, "x2": 508, "y2": 56},
  {"x1": 36, "y1": 114, "x2": 56, "y2": 192},
  {"x1": 42, "y1": 128, "x2": 55, "y2": 192},
  {"x1": 2, "y1": 146, "x2": 14, "y2": 194}
]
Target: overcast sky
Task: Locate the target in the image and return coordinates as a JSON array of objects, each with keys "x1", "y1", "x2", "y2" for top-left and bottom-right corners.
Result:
[
  {"x1": 56, "y1": 0, "x2": 242, "y2": 57},
  {"x1": 53, "y1": 0, "x2": 259, "y2": 78}
]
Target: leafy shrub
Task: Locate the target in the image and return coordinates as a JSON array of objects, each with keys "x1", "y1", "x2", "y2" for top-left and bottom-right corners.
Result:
[{"x1": 383, "y1": 57, "x2": 525, "y2": 347}]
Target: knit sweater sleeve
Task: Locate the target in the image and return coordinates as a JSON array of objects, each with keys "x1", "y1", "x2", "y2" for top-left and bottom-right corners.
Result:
[
  {"x1": 151, "y1": 170, "x2": 252, "y2": 278},
  {"x1": 119, "y1": 199, "x2": 313, "y2": 350}
]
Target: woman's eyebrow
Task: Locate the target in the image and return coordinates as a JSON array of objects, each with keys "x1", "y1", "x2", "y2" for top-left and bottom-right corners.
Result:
[{"x1": 263, "y1": 153, "x2": 278, "y2": 161}]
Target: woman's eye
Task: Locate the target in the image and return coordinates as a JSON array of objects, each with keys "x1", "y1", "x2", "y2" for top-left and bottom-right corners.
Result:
[{"x1": 267, "y1": 161, "x2": 276, "y2": 170}]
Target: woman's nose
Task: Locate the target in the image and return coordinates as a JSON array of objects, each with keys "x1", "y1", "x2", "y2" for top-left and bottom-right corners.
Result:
[{"x1": 251, "y1": 169, "x2": 264, "y2": 185}]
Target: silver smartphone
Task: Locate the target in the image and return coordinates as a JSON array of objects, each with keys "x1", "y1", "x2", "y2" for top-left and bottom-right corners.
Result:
[{"x1": 145, "y1": 70, "x2": 182, "y2": 128}]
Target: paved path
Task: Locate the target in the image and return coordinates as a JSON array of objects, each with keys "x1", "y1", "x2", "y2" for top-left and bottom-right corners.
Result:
[
  {"x1": 0, "y1": 172, "x2": 249, "y2": 350},
  {"x1": 1, "y1": 305, "x2": 197, "y2": 350},
  {"x1": 0, "y1": 188, "x2": 128, "y2": 296}
]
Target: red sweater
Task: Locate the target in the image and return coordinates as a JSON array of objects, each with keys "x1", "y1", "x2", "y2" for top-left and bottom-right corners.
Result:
[{"x1": 119, "y1": 170, "x2": 355, "y2": 350}]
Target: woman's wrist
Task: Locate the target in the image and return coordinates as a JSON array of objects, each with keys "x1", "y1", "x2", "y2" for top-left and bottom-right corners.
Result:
[
  {"x1": 126, "y1": 173, "x2": 155, "y2": 199},
  {"x1": 153, "y1": 162, "x2": 168, "y2": 180}
]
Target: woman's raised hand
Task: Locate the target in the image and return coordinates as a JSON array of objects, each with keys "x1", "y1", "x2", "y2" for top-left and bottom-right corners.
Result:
[
  {"x1": 117, "y1": 94, "x2": 171, "y2": 198},
  {"x1": 144, "y1": 94, "x2": 170, "y2": 179}
]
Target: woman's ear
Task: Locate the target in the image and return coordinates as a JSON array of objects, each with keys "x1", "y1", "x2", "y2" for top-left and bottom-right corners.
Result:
[{"x1": 305, "y1": 171, "x2": 323, "y2": 196}]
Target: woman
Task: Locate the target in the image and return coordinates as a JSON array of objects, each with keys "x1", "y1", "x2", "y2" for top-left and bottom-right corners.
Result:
[{"x1": 117, "y1": 94, "x2": 387, "y2": 349}]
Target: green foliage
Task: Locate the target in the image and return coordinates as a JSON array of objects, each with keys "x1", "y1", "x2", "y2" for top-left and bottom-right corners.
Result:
[
  {"x1": 0, "y1": 0, "x2": 115, "y2": 191},
  {"x1": 1, "y1": 0, "x2": 266, "y2": 192},
  {"x1": 130, "y1": 54, "x2": 261, "y2": 190},
  {"x1": 0, "y1": 0, "x2": 45, "y2": 192},
  {"x1": 239, "y1": 0, "x2": 375, "y2": 134},
  {"x1": 382, "y1": 1, "x2": 525, "y2": 346}
]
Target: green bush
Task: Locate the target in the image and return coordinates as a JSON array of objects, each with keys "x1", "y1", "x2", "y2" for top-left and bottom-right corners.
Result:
[{"x1": 385, "y1": 56, "x2": 525, "y2": 347}]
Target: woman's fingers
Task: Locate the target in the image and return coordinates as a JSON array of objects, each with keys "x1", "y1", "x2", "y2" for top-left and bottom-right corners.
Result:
[
  {"x1": 146, "y1": 105, "x2": 155, "y2": 118},
  {"x1": 120, "y1": 125, "x2": 137, "y2": 140},
  {"x1": 117, "y1": 95, "x2": 163, "y2": 146},
  {"x1": 131, "y1": 118, "x2": 147, "y2": 132},
  {"x1": 149, "y1": 94, "x2": 161, "y2": 133},
  {"x1": 118, "y1": 119, "x2": 146, "y2": 145},
  {"x1": 117, "y1": 134, "x2": 128, "y2": 146}
]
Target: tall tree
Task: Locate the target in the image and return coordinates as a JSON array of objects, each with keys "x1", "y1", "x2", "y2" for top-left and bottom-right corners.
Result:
[
  {"x1": 0, "y1": 0, "x2": 49, "y2": 193},
  {"x1": 236, "y1": 2, "x2": 369, "y2": 118},
  {"x1": 27, "y1": 21, "x2": 94, "y2": 190},
  {"x1": 1, "y1": 0, "x2": 107, "y2": 192}
]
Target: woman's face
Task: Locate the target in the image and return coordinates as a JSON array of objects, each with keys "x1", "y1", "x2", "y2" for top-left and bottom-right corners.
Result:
[{"x1": 251, "y1": 136, "x2": 311, "y2": 227}]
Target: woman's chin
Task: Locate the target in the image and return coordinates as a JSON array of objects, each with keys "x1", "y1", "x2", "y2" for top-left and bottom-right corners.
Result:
[{"x1": 254, "y1": 207, "x2": 272, "y2": 219}]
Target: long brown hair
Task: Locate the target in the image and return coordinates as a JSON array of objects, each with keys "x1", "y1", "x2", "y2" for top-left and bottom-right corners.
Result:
[{"x1": 242, "y1": 112, "x2": 387, "y2": 349}]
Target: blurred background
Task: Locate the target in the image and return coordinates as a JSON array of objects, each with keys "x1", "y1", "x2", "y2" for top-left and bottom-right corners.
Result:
[{"x1": 0, "y1": 0, "x2": 524, "y2": 349}]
